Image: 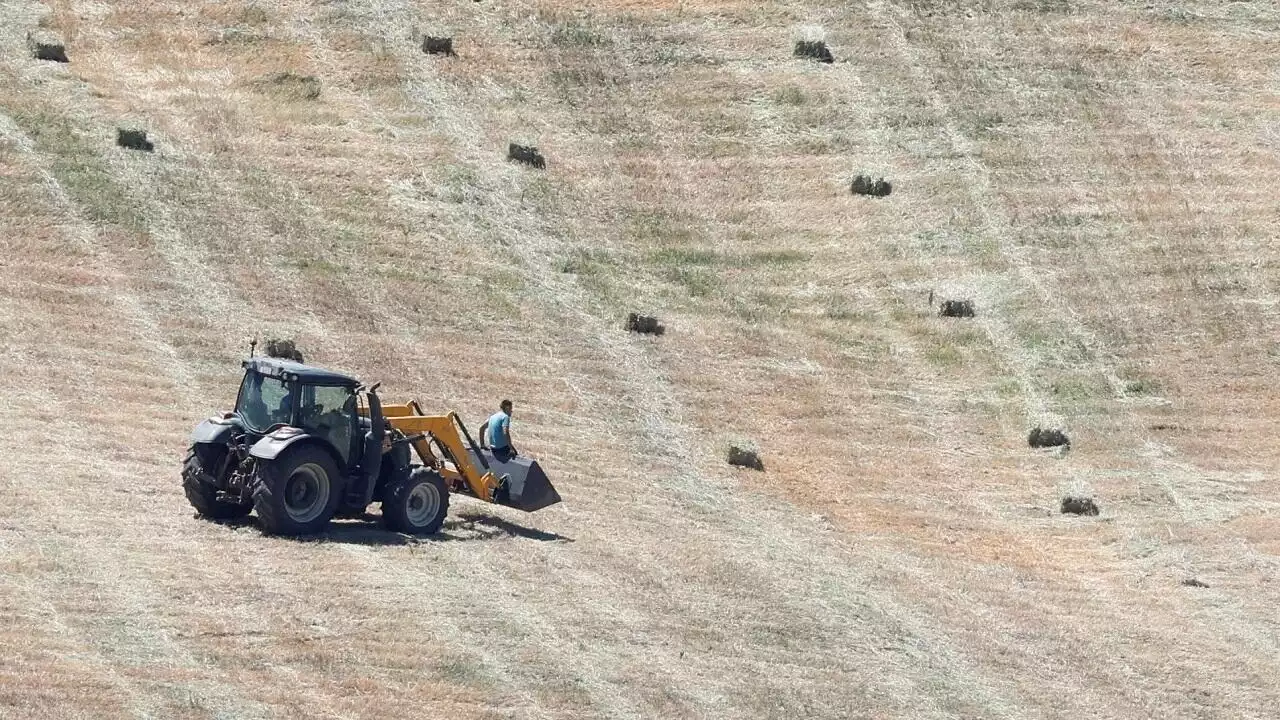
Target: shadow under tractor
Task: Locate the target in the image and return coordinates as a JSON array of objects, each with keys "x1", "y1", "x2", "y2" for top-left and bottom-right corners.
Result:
[{"x1": 182, "y1": 356, "x2": 560, "y2": 536}]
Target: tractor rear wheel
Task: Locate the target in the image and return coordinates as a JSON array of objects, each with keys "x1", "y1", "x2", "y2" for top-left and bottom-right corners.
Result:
[
  {"x1": 252, "y1": 445, "x2": 342, "y2": 536},
  {"x1": 382, "y1": 468, "x2": 449, "y2": 535},
  {"x1": 182, "y1": 446, "x2": 250, "y2": 520}
]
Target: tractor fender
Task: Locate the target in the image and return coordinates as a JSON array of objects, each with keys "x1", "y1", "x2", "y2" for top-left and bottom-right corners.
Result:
[
  {"x1": 191, "y1": 416, "x2": 239, "y2": 445},
  {"x1": 249, "y1": 428, "x2": 320, "y2": 461}
]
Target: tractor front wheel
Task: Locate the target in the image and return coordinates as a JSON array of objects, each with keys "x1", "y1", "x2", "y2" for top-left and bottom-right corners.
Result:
[
  {"x1": 383, "y1": 468, "x2": 449, "y2": 535},
  {"x1": 252, "y1": 445, "x2": 342, "y2": 536},
  {"x1": 182, "y1": 445, "x2": 250, "y2": 520}
]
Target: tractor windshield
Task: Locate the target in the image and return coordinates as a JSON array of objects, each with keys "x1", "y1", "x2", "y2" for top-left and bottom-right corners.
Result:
[{"x1": 235, "y1": 371, "x2": 294, "y2": 432}]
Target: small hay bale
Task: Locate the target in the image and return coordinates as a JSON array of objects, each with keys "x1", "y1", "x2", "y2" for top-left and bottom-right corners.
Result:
[
  {"x1": 1028, "y1": 427, "x2": 1070, "y2": 448},
  {"x1": 938, "y1": 299, "x2": 975, "y2": 318},
  {"x1": 508, "y1": 143, "x2": 546, "y2": 169},
  {"x1": 28, "y1": 31, "x2": 68, "y2": 63},
  {"x1": 1060, "y1": 496, "x2": 1099, "y2": 516},
  {"x1": 422, "y1": 36, "x2": 456, "y2": 56},
  {"x1": 624, "y1": 313, "x2": 665, "y2": 336},
  {"x1": 255, "y1": 72, "x2": 322, "y2": 100},
  {"x1": 116, "y1": 128, "x2": 154, "y2": 152},
  {"x1": 727, "y1": 443, "x2": 764, "y2": 471},
  {"x1": 794, "y1": 40, "x2": 834, "y2": 64},
  {"x1": 265, "y1": 338, "x2": 305, "y2": 363},
  {"x1": 851, "y1": 174, "x2": 892, "y2": 197}
]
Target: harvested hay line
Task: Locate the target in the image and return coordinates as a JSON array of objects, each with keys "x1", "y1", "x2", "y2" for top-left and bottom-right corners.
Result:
[{"x1": 253, "y1": 72, "x2": 321, "y2": 101}]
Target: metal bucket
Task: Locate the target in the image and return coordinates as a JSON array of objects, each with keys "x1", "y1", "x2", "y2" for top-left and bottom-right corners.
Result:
[{"x1": 469, "y1": 449, "x2": 562, "y2": 512}]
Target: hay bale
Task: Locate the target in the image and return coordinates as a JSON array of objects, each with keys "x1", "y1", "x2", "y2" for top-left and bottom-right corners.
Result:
[
  {"x1": 727, "y1": 443, "x2": 764, "y2": 471},
  {"x1": 508, "y1": 143, "x2": 546, "y2": 169},
  {"x1": 938, "y1": 299, "x2": 975, "y2": 318},
  {"x1": 422, "y1": 36, "x2": 456, "y2": 56},
  {"x1": 255, "y1": 72, "x2": 321, "y2": 100},
  {"x1": 1028, "y1": 427, "x2": 1070, "y2": 448},
  {"x1": 1060, "y1": 496, "x2": 1099, "y2": 516},
  {"x1": 624, "y1": 313, "x2": 665, "y2": 336},
  {"x1": 27, "y1": 31, "x2": 68, "y2": 63},
  {"x1": 116, "y1": 128, "x2": 154, "y2": 152},
  {"x1": 794, "y1": 40, "x2": 834, "y2": 63},
  {"x1": 851, "y1": 174, "x2": 892, "y2": 197},
  {"x1": 265, "y1": 338, "x2": 305, "y2": 363}
]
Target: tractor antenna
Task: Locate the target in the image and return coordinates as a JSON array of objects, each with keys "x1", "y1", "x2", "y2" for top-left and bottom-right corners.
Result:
[{"x1": 249, "y1": 337, "x2": 258, "y2": 358}]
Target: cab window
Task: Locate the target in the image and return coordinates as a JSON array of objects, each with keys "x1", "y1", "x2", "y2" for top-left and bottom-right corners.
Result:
[{"x1": 298, "y1": 385, "x2": 358, "y2": 464}]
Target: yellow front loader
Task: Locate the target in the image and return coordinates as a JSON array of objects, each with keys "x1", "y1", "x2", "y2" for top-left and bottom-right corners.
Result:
[{"x1": 373, "y1": 401, "x2": 561, "y2": 513}]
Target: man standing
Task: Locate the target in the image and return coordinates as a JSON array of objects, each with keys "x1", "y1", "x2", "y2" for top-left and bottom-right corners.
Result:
[{"x1": 479, "y1": 399, "x2": 516, "y2": 461}]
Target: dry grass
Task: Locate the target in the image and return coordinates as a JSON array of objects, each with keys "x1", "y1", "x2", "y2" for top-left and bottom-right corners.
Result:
[{"x1": 1, "y1": 0, "x2": 1278, "y2": 717}]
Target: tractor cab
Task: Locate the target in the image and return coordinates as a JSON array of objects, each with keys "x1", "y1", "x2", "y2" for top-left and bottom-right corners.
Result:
[{"x1": 234, "y1": 357, "x2": 365, "y2": 465}]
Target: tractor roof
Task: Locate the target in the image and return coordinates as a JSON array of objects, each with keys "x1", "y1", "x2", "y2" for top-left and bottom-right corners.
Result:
[{"x1": 242, "y1": 357, "x2": 361, "y2": 387}]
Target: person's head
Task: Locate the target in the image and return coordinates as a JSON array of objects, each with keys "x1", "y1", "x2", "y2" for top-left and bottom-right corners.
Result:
[{"x1": 500, "y1": 399, "x2": 513, "y2": 416}]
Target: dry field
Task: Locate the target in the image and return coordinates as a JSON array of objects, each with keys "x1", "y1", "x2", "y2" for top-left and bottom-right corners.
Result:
[{"x1": 1, "y1": 0, "x2": 1278, "y2": 717}]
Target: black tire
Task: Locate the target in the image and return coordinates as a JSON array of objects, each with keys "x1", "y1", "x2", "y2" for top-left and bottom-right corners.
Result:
[
  {"x1": 182, "y1": 445, "x2": 250, "y2": 520},
  {"x1": 382, "y1": 468, "x2": 449, "y2": 535},
  {"x1": 251, "y1": 444, "x2": 343, "y2": 536}
]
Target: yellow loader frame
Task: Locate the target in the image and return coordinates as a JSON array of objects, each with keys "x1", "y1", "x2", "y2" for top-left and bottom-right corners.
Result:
[{"x1": 365, "y1": 401, "x2": 503, "y2": 502}]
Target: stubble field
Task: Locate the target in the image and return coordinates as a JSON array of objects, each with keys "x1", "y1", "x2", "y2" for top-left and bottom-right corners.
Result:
[{"x1": 1, "y1": 0, "x2": 1278, "y2": 717}]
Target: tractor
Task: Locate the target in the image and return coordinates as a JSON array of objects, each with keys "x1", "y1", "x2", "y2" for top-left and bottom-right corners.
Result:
[{"x1": 182, "y1": 356, "x2": 560, "y2": 535}]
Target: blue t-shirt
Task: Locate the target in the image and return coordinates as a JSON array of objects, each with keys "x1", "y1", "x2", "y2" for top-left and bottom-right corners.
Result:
[{"x1": 487, "y1": 411, "x2": 511, "y2": 449}]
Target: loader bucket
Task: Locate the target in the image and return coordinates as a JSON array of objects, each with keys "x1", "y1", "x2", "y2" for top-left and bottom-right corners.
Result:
[{"x1": 468, "y1": 449, "x2": 562, "y2": 512}]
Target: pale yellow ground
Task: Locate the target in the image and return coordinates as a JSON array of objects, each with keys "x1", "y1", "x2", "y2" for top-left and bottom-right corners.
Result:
[{"x1": 0, "y1": 0, "x2": 1277, "y2": 718}]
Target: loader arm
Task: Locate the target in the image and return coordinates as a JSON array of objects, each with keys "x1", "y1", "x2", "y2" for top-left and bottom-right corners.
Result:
[{"x1": 377, "y1": 402, "x2": 500, "y2": 502}]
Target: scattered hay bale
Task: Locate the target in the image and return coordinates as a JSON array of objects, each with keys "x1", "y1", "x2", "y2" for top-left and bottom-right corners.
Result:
[
  {"x1": 1181, "y1": 578, "x2": 1209, "y2": 588},
  {"x1": 1028, "y1": 427, "x2": 1070, "y2": 448},
  {"x1": 116, "y1": 128, "x2": 154, "y2": 152},
  {"x1": 624, "y1": 313, "x2": 665, "y2": 336},
  {"x1": 851, "y1": 174, "x2": 892, "y2": 197},
  {"x1": 1060, "y1": 496, "x2": 1099, "y2": 516},
  {"x1": 255, "y1": 72, "x2": 321, "y2": 100},
  {"x1": 422, "y1": 36, "x2": 456, "y2": 56},
  {"x1": 938, "y1": 299, "x2": 975, "y2": 318},
  {"x1": 508, "y1": 143, "x2": 546, "y2": 169},
  {"x1": 265, "y1": 338, "x2": 305, "y2": 363},
  {"x1": 27, "y1": 31, "x2": 68, "y2": 63},
  {"x1": 794, "y1": 40, "x2": 834, "y2": 64},
  {"x1": 727, "y1": 443, "x2": 764, "y2": 471}
]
